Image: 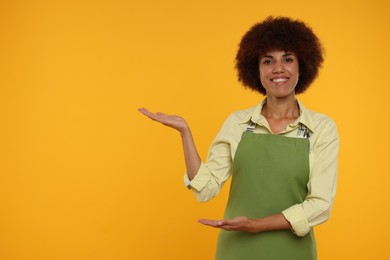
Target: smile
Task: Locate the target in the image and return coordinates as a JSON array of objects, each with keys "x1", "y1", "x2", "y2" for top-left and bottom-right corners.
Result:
[{"x1": 271, "y1": 78, "x2": 288, "y2": 83}]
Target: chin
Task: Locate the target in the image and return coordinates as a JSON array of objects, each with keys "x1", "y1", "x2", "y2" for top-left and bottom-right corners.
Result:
[{"x1": 269, "y1": 91, "x2": 295, "y2": 99}]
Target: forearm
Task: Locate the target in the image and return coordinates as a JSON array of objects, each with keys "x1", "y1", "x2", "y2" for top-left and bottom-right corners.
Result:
[
  {"x1": 180, "y1": 128, "x2": 201, "y2": 180},
  {"x1": 137, "y1": 108, "x2": 202, "y2": 179},
  {"x1": 250, "y1": 213, "x2": 292, "y2": 233}
]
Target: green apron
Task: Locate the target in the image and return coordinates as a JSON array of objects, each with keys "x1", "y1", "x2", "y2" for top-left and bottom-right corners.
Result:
[{"x1": 215, "y1": 124, "x2": 316, "y2": 260}]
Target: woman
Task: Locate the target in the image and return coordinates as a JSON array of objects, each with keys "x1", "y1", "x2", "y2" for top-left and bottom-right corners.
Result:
[{"x1": 139, "y1": 16, "x2": 339, "y2": 260}]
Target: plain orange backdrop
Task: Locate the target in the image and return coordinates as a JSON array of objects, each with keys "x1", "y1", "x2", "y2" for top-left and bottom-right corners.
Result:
[{"x1": 0, "y1": 0, "x2": 389, "y2": 259}]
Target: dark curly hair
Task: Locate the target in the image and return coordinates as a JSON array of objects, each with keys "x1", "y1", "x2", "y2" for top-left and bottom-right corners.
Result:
[{"x1": 235, "y1": 16, "x2": 324, "y2": 95}]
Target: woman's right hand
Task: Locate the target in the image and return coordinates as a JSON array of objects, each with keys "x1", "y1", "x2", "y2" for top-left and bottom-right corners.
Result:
[
  {"x1": 138, "y1": 107, "x2": 201, "y2": 179},
  {"x1": 138, "y1": 108, "x2": 189, "y2": 134}
]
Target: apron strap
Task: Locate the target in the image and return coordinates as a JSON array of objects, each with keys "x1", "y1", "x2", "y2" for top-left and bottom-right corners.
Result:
[
  {"x1": 297, "y1": 123, "x2": 312, "y2": 153},
  {"x1": 245, "y1": 121, "x2": 257, "y2": 133},
  {"x1": 297, "y1": 123, "x2": 311, "y2": 138}
]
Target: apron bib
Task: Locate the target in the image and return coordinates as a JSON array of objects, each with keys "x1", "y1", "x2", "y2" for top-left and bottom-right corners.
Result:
[{"x1": 215, "y1": 125, "x2": 316, "y2": 260}]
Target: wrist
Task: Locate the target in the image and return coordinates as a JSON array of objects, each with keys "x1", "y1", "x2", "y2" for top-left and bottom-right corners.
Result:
[
  {"x1": 249, "y1": 218, "x2": 263, "y2": 233},
  {"x1": 179, "y1": 126, "x2": 191, "y2": 137}
]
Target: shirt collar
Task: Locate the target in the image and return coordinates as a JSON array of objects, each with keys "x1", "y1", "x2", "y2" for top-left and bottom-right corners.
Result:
[{"x1": 239, "y1": 98, "x2": 316, "y2": 133}]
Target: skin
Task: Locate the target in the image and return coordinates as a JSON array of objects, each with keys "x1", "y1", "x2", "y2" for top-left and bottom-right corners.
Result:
[
  {"x1": 138, "y1": 50, "x2": 302, "y2": 233},
  {"x1": 137, "y1": 108, "x2": 201, "y2": 180},
  {"x1": 259, "y1": 50, "x2": 301, "y2": 134}
]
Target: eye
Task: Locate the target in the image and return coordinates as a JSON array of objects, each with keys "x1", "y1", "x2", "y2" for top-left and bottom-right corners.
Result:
[
  {"x1": 262, "y1": 59, "x2": 273, "y2": 64},
  {"x1": 284, "y1": 57, "x2": 294, "y2": 63}
]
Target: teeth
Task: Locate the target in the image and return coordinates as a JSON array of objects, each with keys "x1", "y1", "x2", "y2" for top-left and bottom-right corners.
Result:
[{"x1": 272, "y1": 78, "x2": 287, "y2": 82}]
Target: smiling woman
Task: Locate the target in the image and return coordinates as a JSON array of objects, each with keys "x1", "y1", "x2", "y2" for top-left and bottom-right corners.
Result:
[
  {"x1": 236, "y1": 16, "x2": 324, "y2": 96},
  {"x1": 259, "y1": 51, "x2": 300, "y2": 100},
  {"x1": 139, "y1": 16, "x2": 339, "y2": 260}
]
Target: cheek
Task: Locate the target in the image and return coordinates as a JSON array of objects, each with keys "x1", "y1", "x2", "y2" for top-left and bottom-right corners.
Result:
[
  {"x1": 259, "y1": 75, "x2": 270, "y2": 89},
  {"x1": 258, "y1": 67, "x2": 267, "y2": 80},
  {"x1": 258, "y1": 70, "x2": 265, "y2": 83},
  {"x1": 295, "y1": 63, "x2": 300, "y2": 75},
  {"x1": 288, "y1": 65, "x2": 300, "y2": 78}
]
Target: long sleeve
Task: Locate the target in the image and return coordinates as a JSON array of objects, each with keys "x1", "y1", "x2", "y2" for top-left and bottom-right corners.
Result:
[
  {"x1": 282, "y1": 118, "x2": 339, "y2": 236},
  {"x1": 183, "y1": 112, "x2": 247, "y2": 202}
]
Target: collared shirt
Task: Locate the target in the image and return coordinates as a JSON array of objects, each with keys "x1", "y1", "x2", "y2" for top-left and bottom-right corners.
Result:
[{"x1": 184, "y1": 99, "x2": 339, "y2": 237}]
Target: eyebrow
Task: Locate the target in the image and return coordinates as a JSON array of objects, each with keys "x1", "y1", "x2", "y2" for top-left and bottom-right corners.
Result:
[{"x1": 260, "y1": 53, "x2": 294, "y2": 59}]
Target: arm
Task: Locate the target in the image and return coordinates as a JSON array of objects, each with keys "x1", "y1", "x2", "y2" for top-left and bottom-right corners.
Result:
[
  {"x1": 180, "y1": 128, "x2": 201, "y2": 180},
  {"x1": 138, "y1": 108, "x2": 201, "y2": 179},
  {"x1": 139, "y1": 108, "x2": 236, "y2": 202},
  {"x1": 282, "y1": 120, "x2": 339, "y2": 236}
]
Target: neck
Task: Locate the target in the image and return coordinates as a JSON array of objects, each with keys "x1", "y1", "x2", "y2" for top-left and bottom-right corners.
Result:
[{"x1": 261, "y1": 95, "x2": 299, "y2": 119}]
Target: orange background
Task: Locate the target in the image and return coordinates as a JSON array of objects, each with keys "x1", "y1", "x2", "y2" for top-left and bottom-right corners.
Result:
[{"x1": 1, "y1": 0, "x2": 389, "y2": 259}]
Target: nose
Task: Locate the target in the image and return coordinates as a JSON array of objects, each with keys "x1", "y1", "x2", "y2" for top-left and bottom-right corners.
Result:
[{"x1": 272, "y1": 61, "x2": 284, "y2": 73}]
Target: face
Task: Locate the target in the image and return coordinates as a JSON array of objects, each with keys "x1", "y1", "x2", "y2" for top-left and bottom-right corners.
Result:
[{"x1": 259, "y1": 50, "x2": 299, "y2": 99}]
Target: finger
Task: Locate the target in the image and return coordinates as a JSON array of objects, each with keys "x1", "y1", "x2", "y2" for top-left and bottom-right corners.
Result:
[
  {"x1": 138, "y1": 108, "x2": 167, "y2": 123},
  {"x1": 138, "y1": 108, "x2": 156, "y2": 118},
  {"x1": 138, "y1": 107, "x2": 151, "y2": 114},
  {"x1": 155, "y1": 112, "x2": 168, "y2": 116},
  {"x1": 198, "y1": 219, "x2": 224, "y2": 227},
  {"x1": 221, "y1": 219, "x2": 238, "y2": 225}
]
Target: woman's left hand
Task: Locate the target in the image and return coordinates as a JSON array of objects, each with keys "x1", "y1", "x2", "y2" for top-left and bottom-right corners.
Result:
[
  {"x1": 198, "y1": 216, "x2": 257, "y2": 233},
  {"x1": 198, "y1": 213, "x2": 292, "y2": 234}
]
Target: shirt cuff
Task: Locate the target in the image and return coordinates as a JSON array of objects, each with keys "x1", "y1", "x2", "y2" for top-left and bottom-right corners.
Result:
[
  {"x1": 183, "y1": 163, "x2": 211, "y2": 192},
  {"x1": 184, "y1": 173, "x2": 191, "y2": 189},
  {"x1": 282, "y1": 204, "x2": 310, "y2": 237}
]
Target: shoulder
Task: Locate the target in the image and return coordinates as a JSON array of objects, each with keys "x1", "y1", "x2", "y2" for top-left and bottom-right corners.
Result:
[
  {"x1": 226, "y1": 106, "x2": 256, "y2": 122},
  {"x1": 300, "y1": 102, "x2": 337, "y2": 133},
  {"x1": 217, "y1": 105, "x2": 257, "y2": 135},
  {"x1": 222, "y1": 104, "x2": 259, "y2": 128},
  {"x1": 304, "y1": 108, "x2": 339, "y2": 145},
  {"x1": 313, "y1": 114, "x2": 337, "y2": 136},
  {"x1": 309, "y1": 110, "x2": 336, "y2": 129}
]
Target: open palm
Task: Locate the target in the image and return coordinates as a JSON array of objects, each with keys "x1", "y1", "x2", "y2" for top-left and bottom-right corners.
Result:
[{"x1": 138, "y1": 108, "x2": 189, "y2": 133}]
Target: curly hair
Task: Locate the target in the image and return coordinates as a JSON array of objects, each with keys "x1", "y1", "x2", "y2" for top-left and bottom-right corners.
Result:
[{"x1": 235, "y1": 16, "x2": 324, "y2": 95}]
